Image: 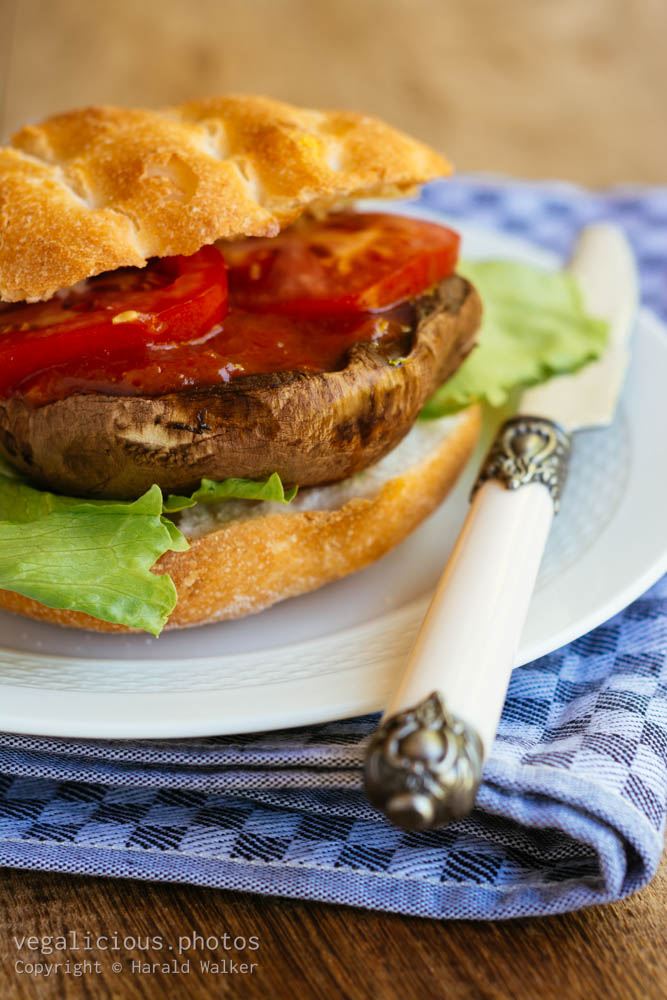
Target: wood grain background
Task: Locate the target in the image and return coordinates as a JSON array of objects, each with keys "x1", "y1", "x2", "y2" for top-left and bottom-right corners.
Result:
[
  {"x1": 0, "y1": 1, "x2": 666, "y2": 996},
  {"x1": 2, "y1": 0, "x2": 667, "y2": 183}
]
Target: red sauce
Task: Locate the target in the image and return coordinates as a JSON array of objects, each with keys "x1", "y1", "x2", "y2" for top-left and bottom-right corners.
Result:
[
  {"x1": 0, "y1": 213, "x2": 459, "y2": 405},
  {"x1": 17, "y1": 305, "x2": 414, "y2": 404}
]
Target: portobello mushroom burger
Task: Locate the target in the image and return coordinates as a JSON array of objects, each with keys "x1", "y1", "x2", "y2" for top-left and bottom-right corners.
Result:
[{"x1": 0, "y1": 95, "x2": 485, "y2": 633}]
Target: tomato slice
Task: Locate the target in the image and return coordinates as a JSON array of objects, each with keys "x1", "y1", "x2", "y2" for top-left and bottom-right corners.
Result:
[
  {"x1": 0, "y1": 246, "x2": 227, "y2": 396},
  {"x1": 0, "y1": 213, "x2": 460, "y2": 404},
  {"x1": 224, "y1": 212, "x2": 459, "y2": 316}
]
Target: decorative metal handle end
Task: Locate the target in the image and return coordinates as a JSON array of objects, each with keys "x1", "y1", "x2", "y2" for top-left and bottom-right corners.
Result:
[
  {"x1": 363, "y1": 692, "x2": 484, "y2": 831},
  {"x1": 472, "y1": 416, "x2": 572, "y2": 512}
]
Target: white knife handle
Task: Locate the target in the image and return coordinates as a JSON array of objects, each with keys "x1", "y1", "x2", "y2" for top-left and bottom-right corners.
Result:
[
  {"x1": 390, "y1": 478, "x2": 553, "y2": 741},
  {"x1": 365, "y1": 417, "x2": 571, "y2": 830}
]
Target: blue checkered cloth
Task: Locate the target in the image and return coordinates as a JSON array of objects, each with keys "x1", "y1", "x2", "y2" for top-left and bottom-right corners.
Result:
[{"x1": 1, "y1": 178, "x2": 666, "y2": 919}]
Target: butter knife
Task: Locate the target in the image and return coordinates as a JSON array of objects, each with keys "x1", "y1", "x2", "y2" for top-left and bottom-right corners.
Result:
[{"x1": 364, "y1": 224, "x2": 639, "y2": 830}]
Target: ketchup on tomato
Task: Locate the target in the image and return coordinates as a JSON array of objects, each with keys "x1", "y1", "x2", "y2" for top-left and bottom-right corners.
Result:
[
  {"x1": 0, "y1": 247, "x2": 228, "y2": 401},
  {"x1": 0, "y1": 213, "x2": 459, "y2": 404}
]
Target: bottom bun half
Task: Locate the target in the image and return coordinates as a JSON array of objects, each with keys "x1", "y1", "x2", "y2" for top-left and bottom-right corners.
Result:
[{"x1": 0, "y1": 405, "x2": 481, "y2": 633}]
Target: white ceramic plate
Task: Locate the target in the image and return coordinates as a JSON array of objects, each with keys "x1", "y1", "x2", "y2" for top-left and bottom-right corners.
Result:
[{"x1": 1, "y1": 210, "x2": 666, "y2": 739}]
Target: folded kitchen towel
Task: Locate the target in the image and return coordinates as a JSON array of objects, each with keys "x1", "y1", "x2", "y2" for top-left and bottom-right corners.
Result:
[{"x1": 0, "y1": 177, "x2": 666, "y2": 919}]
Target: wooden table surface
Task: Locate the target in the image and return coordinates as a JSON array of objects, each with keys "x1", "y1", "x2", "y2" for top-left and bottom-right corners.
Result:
[
  {"x1": 1, "y1": 1, "x2": 666, "y2": 997},
  {"x1": 0, "y1": 862, "x2": 665, "y2": 1000}
]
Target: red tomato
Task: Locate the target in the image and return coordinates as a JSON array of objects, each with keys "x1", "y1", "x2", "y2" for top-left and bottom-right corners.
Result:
[
  {"x1": 0, "y1": 247, "x2": 227, "y2": 396},
  {"x1": 20, "y1": 306, "x2": 413, "y2": 404},
  {"x1": 224, "y1": 212, "x2": 459, "y2": 316},
  {"x1": 0, "y1": 213, "x2": 460, "y2": 403}
]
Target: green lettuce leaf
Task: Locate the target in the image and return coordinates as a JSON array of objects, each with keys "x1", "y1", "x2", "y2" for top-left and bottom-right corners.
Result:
[
  {"x1": 421, "y1": 260, "x2": 609, "y2": 418},
  {"x1": 0, "y1": 467, "x2": 297, "y2": 634},
  {"x1": 164, "y1": 472, "x2": 298, "y2": 513},
  {"x1": 0, "y1": 483, "x2": 188, "y2": 635}
]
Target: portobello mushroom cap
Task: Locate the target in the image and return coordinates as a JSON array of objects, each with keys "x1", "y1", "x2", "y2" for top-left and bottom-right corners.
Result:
[{"x1": 0, "y1": 275, "x2": 482, "y2": 499}]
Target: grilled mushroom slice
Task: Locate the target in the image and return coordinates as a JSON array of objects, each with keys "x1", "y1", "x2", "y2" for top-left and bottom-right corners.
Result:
[{"x1": 0, "y1": 275, "x2": 481, "y2": 499}]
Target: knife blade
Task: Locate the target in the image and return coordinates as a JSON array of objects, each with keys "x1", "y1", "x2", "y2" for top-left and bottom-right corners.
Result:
[
  {"x1": 520, "y1": 224, "x2": 638, "y2": 430},
  {"x1": 364, "y1": 225, "x2": 638, "y2": 831}
]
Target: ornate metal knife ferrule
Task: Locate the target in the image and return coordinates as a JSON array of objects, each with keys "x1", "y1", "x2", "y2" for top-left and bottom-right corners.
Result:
[
  {"x1": 363, "y1": 691, "x2": 484, "y2": 831},
  {"x1": 472, "y1": 416, "x2": 572, "y2": 512}
]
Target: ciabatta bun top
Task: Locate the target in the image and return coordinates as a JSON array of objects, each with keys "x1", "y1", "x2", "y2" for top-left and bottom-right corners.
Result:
[{"x1": 0, "y1": 95, "x2": 452, "y2": 303}]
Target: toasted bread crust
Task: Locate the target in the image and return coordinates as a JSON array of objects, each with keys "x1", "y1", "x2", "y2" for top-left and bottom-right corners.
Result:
[
  {"x1": 0, "y1": 406, "x2": 480, "y2": 632},
  {"x1": 0, "y1": 95, "x2": 451, "y2": 303}
]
